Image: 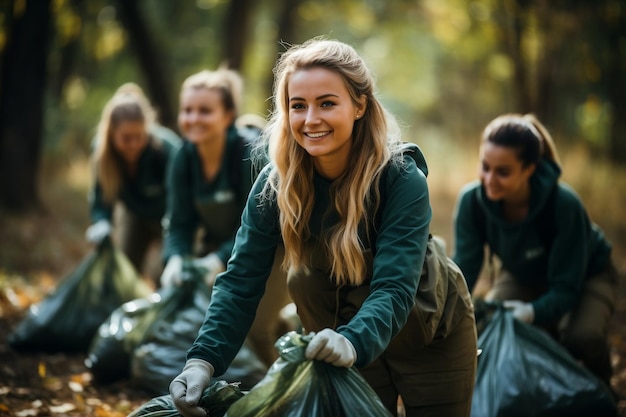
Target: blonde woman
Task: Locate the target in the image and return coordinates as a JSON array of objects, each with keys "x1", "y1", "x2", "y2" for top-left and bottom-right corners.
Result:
[
  {"x1": 169, "y1": 39, "x2": 477, "y2": 417},
  {"x1": 87, "y1": 83, "x2": 181, "y2": 282},
  {"x1": 161, "y1": 68, "x2": 291, "y2": 366}
]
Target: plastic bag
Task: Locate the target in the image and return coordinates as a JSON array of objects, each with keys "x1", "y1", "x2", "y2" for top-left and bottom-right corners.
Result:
[
  {"x1": 127, "y1": 380, "x2": 244, "y2": 417},
  {"x1": 86, "y1": 262, "x2": 267, "y2": 393},
  {"x1": 85, "y1": 292, "x2": 162, "y2": 383},
  {"x1": 471, "y1": 307, "x2": 617, "y2": 417},
  {"x1": 8, "y1": 238, "x2": 151, "y2": 352},
  {"x1": 225, "y1": 331, "x2": 393, "y2": 417}
]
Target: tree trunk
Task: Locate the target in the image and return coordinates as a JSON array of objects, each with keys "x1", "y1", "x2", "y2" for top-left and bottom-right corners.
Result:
[
  {"x1": 495, "y1": 0, "x2": 533, "y2": 113},
  {"x1": 0, "y1": 0, "x2": 52, "y2": 212},
  {"x1": 222, "y1": 0, "x2": 254, "y2": 70},
  {"x1": 262, "y1": 0, "x2": 304, "y2": 103},
  {"x1": 115, "y1": 0, "x2": 175, "y2": 129},
  {"x1": 509, "y1": 0, "x2": 533, "y2": 113},
  {"x1": 606, "y1": 3, "x2": 626, "y2": 164},
  {"x1": 50, "y1": 0, "x2": 86, "y2": 100},
  {"x1": 534, "y1": 0, "x2": 556, "y2": 124}
]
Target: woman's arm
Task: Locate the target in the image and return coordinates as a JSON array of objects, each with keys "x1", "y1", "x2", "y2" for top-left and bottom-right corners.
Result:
[
  {"x1": 162, "y1": 144, "x2": 199, "y2": 261},
  {"x1": 338, "y1": 156, "x2": 432, "y2": 367},
  {"x1": 452, "y1": 181, "x2": 487, "y2": 292},
  {"x1": 187, "y1": 167, "x2": 281, "y2": 376}
]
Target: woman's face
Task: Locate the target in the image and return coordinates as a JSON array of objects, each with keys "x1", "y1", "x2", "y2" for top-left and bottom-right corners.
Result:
[
  {"x1": 287, "y1": 67, "x2": 366, "y2": 178},
  {"x1": 111, "y1": 120, "x2": 148, "y2": 164},
  {"x1": 178, "y1": 87, "x2": 233, "y2": 145},
  {"x1": 479, "y1": 141, "x2": 535, "y2": 201}
]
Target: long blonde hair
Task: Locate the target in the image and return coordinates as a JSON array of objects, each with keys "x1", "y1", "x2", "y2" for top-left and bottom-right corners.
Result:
[
  {"x1": 93, "y1": 83, "x2": 155, "y2": 203},
  {"x1": 262, "y1": 38, "x2": 404, "y2": 286}
]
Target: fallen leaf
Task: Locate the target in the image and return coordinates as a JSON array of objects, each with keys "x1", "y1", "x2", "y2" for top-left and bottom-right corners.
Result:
[
  {"x1": 68, "y1": 381, "x2": 83, "y2": 392},
  {"x1": 15, "y1": 409, "x2": 38, "y2": 417},
  {"x1": 49, "y1": 403, "x2": 76, "y2": 413}
]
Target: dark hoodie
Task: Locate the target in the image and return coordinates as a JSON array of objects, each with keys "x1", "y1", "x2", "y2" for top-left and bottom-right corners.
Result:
[{"x1": 452, "y1": 157, "x2": 611, "y2": 324}]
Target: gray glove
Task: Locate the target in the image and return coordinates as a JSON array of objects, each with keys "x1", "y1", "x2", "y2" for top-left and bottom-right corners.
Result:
[
  {"x1": 85, "y1": 219, "x2": 112, "y2": 244},
  {"x1": 169, "y1": 358, "x2": 215, "y2": 417},
  {"x1": 503, "y1": 300, "x2": 535, "y2": 323},
  {"x1": 192, "y1": 253, "x2": 225, "y2": 286},
  {"x1": 304, "y1": 328, "x2": 357, "y2": 367},
  {"x1": 161, "y1": 255, "x2": 183, "y2": 287}
]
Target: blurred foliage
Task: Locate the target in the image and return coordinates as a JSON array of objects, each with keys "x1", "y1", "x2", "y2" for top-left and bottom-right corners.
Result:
[{"x1": 0, "y1": 0, "x2": 624, "y2": 161}]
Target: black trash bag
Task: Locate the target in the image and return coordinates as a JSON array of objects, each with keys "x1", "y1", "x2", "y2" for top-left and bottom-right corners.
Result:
[
  {"x1": 8, "y1": 237, "x2": 151, "y2": 353},
  {"x1": 127, "y1": 380, "x2": 244, "y2": 417},
  {"x1": 225, "y1": 331, "x2": 394, "y2": 417},
  {"x1": 87, "y1": 261, "x2": 266, "y2": 393},
  {"x1": 130, "y1": 265, "x2": 267, "y2": 395},
  {"x1": 471, "y1": 307, "x2": 617, "y2": 417},
  {"x1": 85, "y1": 292, "x2": 162, "y2": 384}
]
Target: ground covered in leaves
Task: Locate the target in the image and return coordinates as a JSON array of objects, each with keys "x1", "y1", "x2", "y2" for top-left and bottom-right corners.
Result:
[
  {"x1": 0, "y1": 211, "x2": 157, "y2": 417},
  {"x1": 1, "y1": 178, "x2": 626, "y2": 416}
]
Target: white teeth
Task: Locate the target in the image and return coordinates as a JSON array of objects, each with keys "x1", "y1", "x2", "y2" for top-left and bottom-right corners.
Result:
[{"x1": 306, "y1": 131, "x2": 328, "y2": 138}]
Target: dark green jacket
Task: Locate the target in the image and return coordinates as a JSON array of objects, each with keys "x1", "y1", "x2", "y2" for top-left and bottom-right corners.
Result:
[
  {"x1": 162, "y1": 125, "x2": 261, "y2": 264},
  {"x1": 89, "y1": 126, "x2": 181, "y2": 223},
  {"x1": 187, "y1": 144, "x2": 432, "y2": 376},
  {"x1": 452, "y1": 158, "x2": 611, "y2": 324}
]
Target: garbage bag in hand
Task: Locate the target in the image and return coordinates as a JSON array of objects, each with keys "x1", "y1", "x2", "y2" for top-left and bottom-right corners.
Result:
[
  {"x1": 225, "y1": 331, "x2": 393, "y2": 417},
  {"x1": 127, "y1": 380, "x2": 244, "y2": 417},
  {"x1": 87, "y1": 260, "x2": 267, "y2": 393},
  {"x1": 8, "y1": 237, "x2": 151, "y2": 353},
  {"x1": 471, "y1": 307, "x2": 617, "y2": 417}
]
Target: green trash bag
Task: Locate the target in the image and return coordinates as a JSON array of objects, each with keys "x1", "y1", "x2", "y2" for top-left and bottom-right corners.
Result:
[
  {"x1": 225, "y1": 331, "x2": 394, "y2": 417},
  {"x1": 127, "y1": 380, "x2": 244, "y2": 417},
  {"x1": 8, "y1": 237, "x2": 151, "y2": 353},
  {"x1": 471, "y1": 307, "x2": 617, "y2": 417}
]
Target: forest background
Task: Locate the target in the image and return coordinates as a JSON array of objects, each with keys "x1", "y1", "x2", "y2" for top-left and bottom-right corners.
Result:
[{"x1": 0, "y1": 0, "x2": 625, "y2": 416}]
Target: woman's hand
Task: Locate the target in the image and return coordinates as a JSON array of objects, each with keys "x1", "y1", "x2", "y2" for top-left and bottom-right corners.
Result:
[
  {"x1": 160, "y1": 255, "x2": 183, "y2": 287},
  {"x1": 192, "y1": 253, "x2": 225, "y2": 286},
  {"x1": 304, "y1": 328, "x2": 356, "y2": 367},
  {"x1": 85, "y1": 220, "x2": 112, "y2": 244},
  {"x1": 503, "y1": 300, "x2": 534, "y2": 323},
  {"x1": 169, "y1": 358, "x2": 215, "y2": 417}
]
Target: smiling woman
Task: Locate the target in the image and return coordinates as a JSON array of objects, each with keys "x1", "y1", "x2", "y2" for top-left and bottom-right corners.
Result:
[
  {"x1": 161, "y1": 68, "x2": 291, "y2": 368},
  {"x1": 167, "y1": 38, "x2": 477, "y2": 417}
]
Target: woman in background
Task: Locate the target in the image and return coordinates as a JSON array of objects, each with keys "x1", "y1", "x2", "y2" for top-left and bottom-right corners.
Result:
[
  {"x1": 161, "y1": 68, "x2": 291, "y2": 366},
  {"x1": 87, "y1": 83, "x2": 181, "y2": 285},
  {"x1": 453, "y1": 113, "x2": 618, "y2": 388}
]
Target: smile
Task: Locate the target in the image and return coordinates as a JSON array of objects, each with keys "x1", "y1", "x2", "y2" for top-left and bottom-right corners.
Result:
[{"x1": 305, "y1": 131, "x2": 330, "y2": 138}]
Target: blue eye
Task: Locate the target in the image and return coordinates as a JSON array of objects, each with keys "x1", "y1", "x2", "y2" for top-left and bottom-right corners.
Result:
[{"x1": 321, "y1": 101, "x2": 335, "y2": 107}]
